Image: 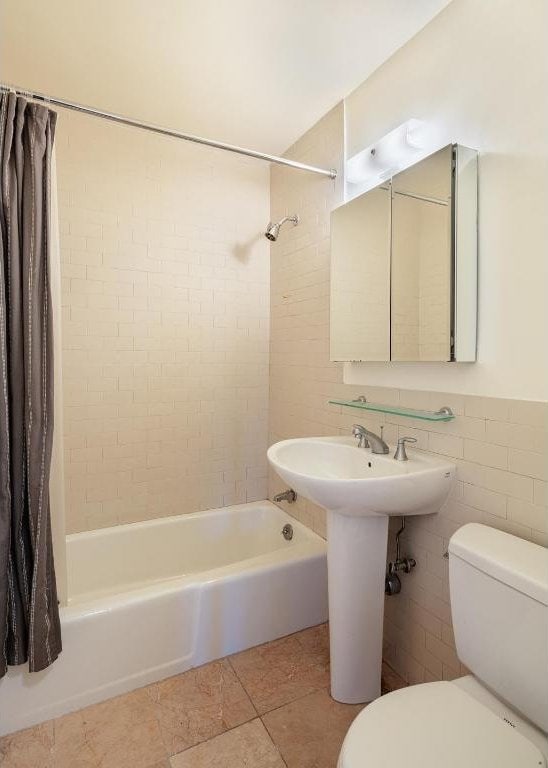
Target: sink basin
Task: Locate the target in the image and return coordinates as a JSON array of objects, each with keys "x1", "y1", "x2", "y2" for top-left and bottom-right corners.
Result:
[
  {"x1": 268, "y1": 435, "x2": 455, "y2": 705},
  {"x1": 267, "y1": 436, "x2": 454, "y2": 517}
]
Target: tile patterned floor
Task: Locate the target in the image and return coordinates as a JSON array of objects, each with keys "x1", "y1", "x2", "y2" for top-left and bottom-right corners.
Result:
[{"x1": 0, "y1": 624, "x2": 406, "y2": 768}]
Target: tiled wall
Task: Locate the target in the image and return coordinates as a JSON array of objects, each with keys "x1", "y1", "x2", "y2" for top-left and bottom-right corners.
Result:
[
  {"x1": 269, "y1": 103, "x2": 345, "y2": 539},
  {"x1": 330, "y1": 187, "x2": 391, "y2": 361},
  {"x1": 391, "y1": 196, "x2": 451, "y2": 362},
  {"x1": 269, "y1": 105, "x2": 548, "y2": 685},
  {"x1": 56, "y1": 111, "x2": 270, "y2": 533}
]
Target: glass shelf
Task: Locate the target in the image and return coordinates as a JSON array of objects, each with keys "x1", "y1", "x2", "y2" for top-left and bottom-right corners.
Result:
[{"x1": 328, "y1": 398, "x2": 455, "y2": 422}]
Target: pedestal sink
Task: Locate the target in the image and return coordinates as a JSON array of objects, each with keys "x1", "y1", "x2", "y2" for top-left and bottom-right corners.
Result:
[{"x1": 267, "y1": 436, "x2": 455, "y2": 704}]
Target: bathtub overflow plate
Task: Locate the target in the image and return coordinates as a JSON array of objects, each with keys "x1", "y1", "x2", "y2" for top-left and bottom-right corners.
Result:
[{"x1": 282, "y1": 523, "x2": 294, "y2": 541}]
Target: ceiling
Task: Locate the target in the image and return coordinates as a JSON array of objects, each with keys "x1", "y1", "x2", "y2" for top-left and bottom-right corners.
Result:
[{"x1": 0, "y1": 0, "x2": 451, "y2": 155}]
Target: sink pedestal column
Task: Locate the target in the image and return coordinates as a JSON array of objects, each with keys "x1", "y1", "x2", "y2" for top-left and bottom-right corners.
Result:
[{"x1": 327, "y1": 511, "x2": 389, "y2": 704}]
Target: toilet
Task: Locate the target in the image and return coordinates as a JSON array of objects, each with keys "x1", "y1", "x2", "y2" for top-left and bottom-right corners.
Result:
[{"x1": 338, "y1": 523, "x2": 548, "y2": 767}]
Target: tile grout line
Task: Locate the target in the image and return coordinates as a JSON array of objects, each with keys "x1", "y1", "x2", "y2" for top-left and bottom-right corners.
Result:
[
  {"x1": 259, "y1": 683, "x2": 332, "y2": 718},
  {"x1": 382, "y1": 659, "x2": 408, "y2": 689},
  {"x1": 165, "y1": 656, "x2": 260, "y2": 764},
  {"x1": 227, "y1": 641, "x2": 337, "y2": 720},
  {"x1": 259, "y1": 713, "x2": 289, "y2": 768},
  {"x1": 166, "y1": 634, "x2": 401, "y2": 765},
  {"x1": 226, "y1": 641, "x2": 330, "y2": 768},
  {"x1": 225, "y1": 654, "x2": 260, "y2": 718},
  {"x1": 166, "y1": 707, "x2": 289, "y2": 768}
]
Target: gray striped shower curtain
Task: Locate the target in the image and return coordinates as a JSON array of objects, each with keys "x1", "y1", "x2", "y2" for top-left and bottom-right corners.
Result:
[{"x1": 0, "y1": 92, "x2": 62, "y2": 676}]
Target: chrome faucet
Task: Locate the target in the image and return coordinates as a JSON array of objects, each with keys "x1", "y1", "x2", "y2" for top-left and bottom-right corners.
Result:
[
  {"x1": 273, "y1": 489, "x2": 297, "y2": 504},
  {"x1": 352, "y1": 424, "x2": 389, "y2": 455},
  {"x1": 351, "y1": 424, "x2": 370, "y2": 448}
]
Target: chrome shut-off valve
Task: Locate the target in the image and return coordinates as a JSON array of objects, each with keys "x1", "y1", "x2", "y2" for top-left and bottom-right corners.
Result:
[{"x1": 385, "y1": 516, "x2": 416, "y2": 595}]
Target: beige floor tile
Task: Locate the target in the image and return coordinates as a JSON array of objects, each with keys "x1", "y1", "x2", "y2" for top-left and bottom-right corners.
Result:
[
  {"x1": 0, "y1": 722, "x2": 54, "y2": 768},
  {"x1": 262, "y1": 688, "x2": 363, "y2": 768},
  {"x1": 170, "y1": 719, "x2": 285, "y2": 768},
  {"x1": 229, "y1": 624, "x2": 330, "y2": 714},
  {"x1": 381, "y1": 662, "x2": 407, "y2": 694},
  {"x1": 0, "y1": 630, "x2": 403, "y2": 768},
  {"x1": 148, "y1": 658, "x2": 257, "y2": 756},
  {"x1": 52, "y1": 686, "x2": 168, "y2": 768}
]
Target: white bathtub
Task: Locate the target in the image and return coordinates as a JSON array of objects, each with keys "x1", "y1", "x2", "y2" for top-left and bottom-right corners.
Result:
[{"x1": 0, "y1": 501, "x2": 327, "y2": 736}]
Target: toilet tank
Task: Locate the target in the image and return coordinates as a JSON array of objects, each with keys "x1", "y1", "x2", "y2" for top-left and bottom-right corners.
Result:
[{"x1": 449, "y1": 523, "x2": 548, "y2": 732}]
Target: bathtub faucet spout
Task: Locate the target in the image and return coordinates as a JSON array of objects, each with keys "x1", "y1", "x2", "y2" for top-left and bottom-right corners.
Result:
[{"x1": 273, "y1": 489, "x2": 297, "y2": 504}]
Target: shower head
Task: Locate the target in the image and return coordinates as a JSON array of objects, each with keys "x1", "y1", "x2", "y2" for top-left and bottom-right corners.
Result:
[{"x1": 264, "y1": 214, "x2": 300, "y2": 242}]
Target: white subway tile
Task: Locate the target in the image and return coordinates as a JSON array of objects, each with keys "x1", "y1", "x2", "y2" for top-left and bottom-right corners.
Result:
[
  {"x1": 508, "y1": 448, "x2": 548, "y2": 481},
  {"x1": 463, "y1": 439, "x2": 508, "y2": 469}
]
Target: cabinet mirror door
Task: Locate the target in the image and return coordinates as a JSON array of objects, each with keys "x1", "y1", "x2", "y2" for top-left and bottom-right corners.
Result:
[
  {"x1": 330, "y1": 184, "x2": 391, "y2": 362},
  {"x1": 330, "y1": 143, "x2": 477, "y2": 363},
  {"x1": 391, "y1": 145, "x2": 453, "y2": 361}
]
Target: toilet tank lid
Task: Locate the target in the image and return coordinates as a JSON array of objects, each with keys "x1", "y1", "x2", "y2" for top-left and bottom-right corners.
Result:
[{"x1": 449, "y1": 524, "x2": 548, "y2": 607}]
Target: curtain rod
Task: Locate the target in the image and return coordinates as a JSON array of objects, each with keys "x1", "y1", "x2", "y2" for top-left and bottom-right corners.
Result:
[{"x1": 0, "y1": 82, "x2": 337, "y2": 179}]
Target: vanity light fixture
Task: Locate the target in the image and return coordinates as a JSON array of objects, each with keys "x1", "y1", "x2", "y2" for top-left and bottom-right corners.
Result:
[{"x1": 346, "y1": 118, "x2": 431, "y2": 192}]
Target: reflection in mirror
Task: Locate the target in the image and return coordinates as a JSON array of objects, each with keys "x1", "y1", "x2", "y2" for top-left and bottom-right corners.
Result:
[
  {"x1": 391, "y1": 145, "x2": 453, "y2": 361},
  {"x1": 329, "y1": 144, "x2": 477, "y2": 363},
  {"x1": 330, "y1": 184, "x2": 391, "y2": 361}
]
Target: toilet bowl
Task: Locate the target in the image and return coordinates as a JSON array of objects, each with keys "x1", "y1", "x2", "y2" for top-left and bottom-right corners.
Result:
[
  {"x1": 338, "y1": 677, "x2": 548, "y2": 767},
  {"x1": 338, "y1": 523, "x2": 548, "y2": 767}
]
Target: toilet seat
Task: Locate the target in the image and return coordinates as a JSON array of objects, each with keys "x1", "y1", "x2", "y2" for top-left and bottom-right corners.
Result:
[{"x1": 338, "y1": 681, "x2": 546, "y2": 768}]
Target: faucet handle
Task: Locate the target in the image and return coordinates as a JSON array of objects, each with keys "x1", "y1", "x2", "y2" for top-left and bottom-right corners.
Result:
[{"x1": 394, "y1": 436, "x2": 417, "y2": 461}]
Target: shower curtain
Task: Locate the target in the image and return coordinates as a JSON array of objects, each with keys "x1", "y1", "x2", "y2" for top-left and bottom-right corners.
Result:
[{"x1": 0, "y1": 92, "x2": 62, "y2": 676}]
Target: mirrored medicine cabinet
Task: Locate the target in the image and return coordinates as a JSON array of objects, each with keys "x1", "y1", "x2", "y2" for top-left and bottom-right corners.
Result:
[{"x1": 330, "y1": 144, "x2": 478, "y2": 362}]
